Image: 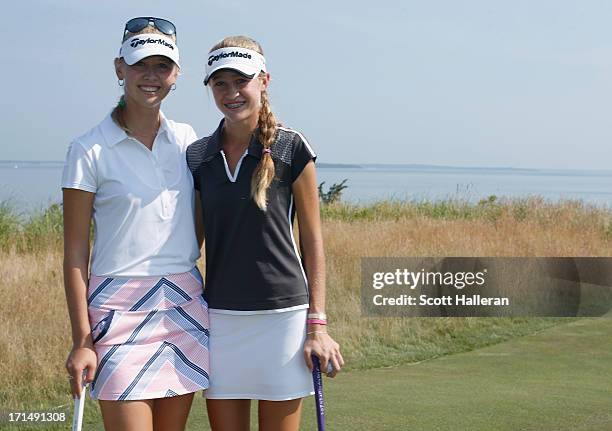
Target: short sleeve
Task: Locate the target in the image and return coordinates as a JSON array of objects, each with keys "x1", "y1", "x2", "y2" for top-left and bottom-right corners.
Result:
[
  {"x1": 186, "y1": 143, "x2": 201, "y2": 191},
  {"x1": 178, "y1": 124, "x2": 198, "y2": 151},
  {"x1": 185, "y1": 125, "x2": 198, "y2": 147},
  {"x1": 61, "y1": 141, "x2": 97, "y2": 193},
  {"x1": 291, "y1": 132, "x2": 317, "y2": 183}
]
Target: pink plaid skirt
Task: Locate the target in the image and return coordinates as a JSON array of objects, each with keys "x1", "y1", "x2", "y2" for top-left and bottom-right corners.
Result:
[{"x1": 87, "y1": 267, "x2": 209, "y2": 400}]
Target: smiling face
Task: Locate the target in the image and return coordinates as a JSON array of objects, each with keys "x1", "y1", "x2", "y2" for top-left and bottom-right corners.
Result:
[
  {"x1": 115, "y1": 55, "x2": 178, "y2": 110},
  {"x1": 209, "y1": 70, "x2": 269, "y2": 127}
]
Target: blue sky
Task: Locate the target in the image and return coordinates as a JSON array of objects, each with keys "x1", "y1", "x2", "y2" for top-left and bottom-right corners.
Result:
[{"x1": 3, "y1": 1, "x2": 612, "y2": 169}]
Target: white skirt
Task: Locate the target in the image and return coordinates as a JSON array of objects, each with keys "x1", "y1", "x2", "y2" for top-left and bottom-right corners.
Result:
[{"x1": 204, "y1": 308, "x2": 314, "y2": 400}]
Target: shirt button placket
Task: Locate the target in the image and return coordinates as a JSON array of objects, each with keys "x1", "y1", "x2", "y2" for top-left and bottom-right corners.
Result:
[{"x1": 153, "y1": 146, "x2": 170, "y2": 219}]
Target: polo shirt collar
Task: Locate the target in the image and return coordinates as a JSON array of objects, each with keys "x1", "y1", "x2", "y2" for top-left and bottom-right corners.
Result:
[
  {"x1": 203, "y1": 118, "x2": 264, "y2": 161},
  {"x1": 158, "y1": 111, "x2": 172, "y2": 138},
  {"x1": 100, "y1": 112, "x2": 127, "y2": 147},
  {"x1": 100, "y1": 110, "x2": 172, "y2": 148}
]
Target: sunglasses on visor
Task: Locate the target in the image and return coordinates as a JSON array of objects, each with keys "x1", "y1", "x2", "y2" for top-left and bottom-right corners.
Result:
[{"x1": 124, "y1": 17, "x2": 176, "y2": 38}]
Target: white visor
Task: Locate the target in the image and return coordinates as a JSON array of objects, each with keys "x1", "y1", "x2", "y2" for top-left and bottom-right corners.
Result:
[
  {"x1": 204, "y1": 47, "x2": 266, "y2": 85},
  {"x1": 119, "y1": 34, "x2": 180, "y2": 67}
]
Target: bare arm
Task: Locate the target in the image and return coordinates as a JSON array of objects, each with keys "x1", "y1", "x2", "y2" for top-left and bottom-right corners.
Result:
[
  {"x1": 63, "y1": 188, "x2": 97, "y2": 396},
  {"x1": 293, "y1": 161, "x2": 344, "y2": 376},
  {"x1": 293, "y1": 162, "x2": 326, "y2": 315}
]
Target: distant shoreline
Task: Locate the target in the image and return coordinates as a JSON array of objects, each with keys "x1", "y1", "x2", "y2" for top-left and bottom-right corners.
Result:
[{"x1": 3, "y1": 160, "x2": 612, "y2": 176}]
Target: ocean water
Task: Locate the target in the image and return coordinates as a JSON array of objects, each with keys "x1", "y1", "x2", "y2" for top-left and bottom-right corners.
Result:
[
  {"x1": 317, "y1": 165, "x2": 612, "y2": 206},
  {"x1": 1, "y1": 162, "x2": 65, "y2": 213},
  {"x1": 2, "y1": 161, "x2": 612, "y2": 214}
]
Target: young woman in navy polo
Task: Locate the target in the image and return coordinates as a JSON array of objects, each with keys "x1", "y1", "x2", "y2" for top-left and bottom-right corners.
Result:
[{"x1": 187, "y1": 36, "x2": 344, "y2": 430}]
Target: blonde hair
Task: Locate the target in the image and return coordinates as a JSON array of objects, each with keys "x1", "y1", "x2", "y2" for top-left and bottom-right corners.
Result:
[
  {"x1": 112, "y1": 26, "x2": 178, "y2": 133},
  {"x1": 210, "y1": 36, "x2": 277, "y2": 211}
]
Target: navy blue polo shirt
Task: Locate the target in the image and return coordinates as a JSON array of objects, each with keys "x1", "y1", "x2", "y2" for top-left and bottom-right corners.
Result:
[{"x1": 186, "y1": 120, "x2": 317, "y2": 311}]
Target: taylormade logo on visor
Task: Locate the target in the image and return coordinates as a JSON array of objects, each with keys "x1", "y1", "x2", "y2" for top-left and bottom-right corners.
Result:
[
  {"x1": 130, "y1": 37, "x2": 175, "y2": 50},
  {"x1": 208, "y1": 51, "x2": 252, "y2": 66}
]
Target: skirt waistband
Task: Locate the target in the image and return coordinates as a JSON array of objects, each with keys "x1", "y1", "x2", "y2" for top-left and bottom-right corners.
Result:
[{"x1": 88, "y1": 267, "x2": 203, "y2": 311}]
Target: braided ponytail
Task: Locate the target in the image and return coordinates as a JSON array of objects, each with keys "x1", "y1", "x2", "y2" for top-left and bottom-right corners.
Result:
[
  {"x1": 251, "y1": 89, "x2": 277, "y2": 210},
  {"x1": 209, "y1": 35, "x2": 278, "y2": 211}
]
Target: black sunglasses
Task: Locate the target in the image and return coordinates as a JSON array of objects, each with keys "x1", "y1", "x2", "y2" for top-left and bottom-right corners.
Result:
[{"x1": 124, "y1": 17, "x2": 176, "y2": 38}]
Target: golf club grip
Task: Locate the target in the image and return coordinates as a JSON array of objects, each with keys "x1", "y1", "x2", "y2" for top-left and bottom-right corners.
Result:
[
  {"x1": 311, "y1": 355, "x2": 326, "y2": 431},
  {"x1": 71, "y1": 384, "x2": 86, "y2": 431}
]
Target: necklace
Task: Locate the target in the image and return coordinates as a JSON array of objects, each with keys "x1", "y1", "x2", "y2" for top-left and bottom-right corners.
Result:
[{"x1": 127, "y1": 117, "x2": 161, "y2": 139}]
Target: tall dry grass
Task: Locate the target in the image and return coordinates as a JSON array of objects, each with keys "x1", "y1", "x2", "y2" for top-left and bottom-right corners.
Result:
[
  {"x1": 0, "y1": 251, "x2": 67, "y2": 408},
  {"x1": 322, "y1": 198, "x2": 612, "y2": 370},
  {"x1": 1, "y1": 198, "x2": 611, "y2": 408}
]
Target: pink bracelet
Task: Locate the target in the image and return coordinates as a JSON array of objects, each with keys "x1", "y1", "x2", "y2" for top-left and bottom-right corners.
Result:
[{"x1": 307, "y1": 319, "x2": 327, "y2": 325}]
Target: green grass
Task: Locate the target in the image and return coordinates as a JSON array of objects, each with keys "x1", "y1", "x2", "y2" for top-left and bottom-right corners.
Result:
[
  {"x1": 334, "y1": 317, "x2": 568, "y2": 371},
  {"x1": 319, "y1": 196, "x2": 605, "y2": 224},
  {"x1": 0, "y1": 201, "x2": 21, "y2": 250},
  {"x1": 307, "y1": 317, "x2": 612, "y2": 431},
  {"x1": 5, "y1": 318, "x2": 609, "y2": 430},
  {"x1": 0, "y1": 202, "x2": 63, "y2": 252}
]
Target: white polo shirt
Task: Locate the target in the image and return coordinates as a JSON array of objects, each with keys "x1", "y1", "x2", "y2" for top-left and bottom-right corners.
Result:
[{"x1": 61, "y1": 112, "x2": 200, "y2": 277}]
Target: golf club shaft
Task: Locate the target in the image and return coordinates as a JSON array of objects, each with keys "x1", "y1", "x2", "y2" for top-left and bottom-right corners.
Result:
[
  {"x1": 71, "y1": 383, "x2": 86, "y2": 431},
  {"x1": 312, "y1": 355, "x2": 326, "y2": 431}
]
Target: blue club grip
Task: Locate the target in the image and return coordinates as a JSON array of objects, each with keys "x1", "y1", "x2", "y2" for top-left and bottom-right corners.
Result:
[{"x1": 312, "y1": 355, "x2": 326, "y2": 431}]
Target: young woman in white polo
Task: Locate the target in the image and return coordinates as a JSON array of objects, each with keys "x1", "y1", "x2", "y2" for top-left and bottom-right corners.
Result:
[
  {"x1": 187, "y1": 35, "x2": 344, "y2": 430},
  {"x1": 62, "y1": 18, "x2": 209, "y2": 430}
]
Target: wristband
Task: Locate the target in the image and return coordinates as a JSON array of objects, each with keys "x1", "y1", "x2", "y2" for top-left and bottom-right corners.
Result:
[
  {"x1": 307, "y1": 312, "x2": 327, "y2": 320},
  {"x1": 307, "y1": 319, "x2": 327, "y2": 325}
]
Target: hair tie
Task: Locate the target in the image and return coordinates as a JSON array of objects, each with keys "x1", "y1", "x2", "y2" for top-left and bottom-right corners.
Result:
[{"x1": 262, "y1": 148, "x2": 271, "y2": 155}]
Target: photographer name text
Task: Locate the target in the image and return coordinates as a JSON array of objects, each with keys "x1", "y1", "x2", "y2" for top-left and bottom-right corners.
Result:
[{"x1": 371, "y1": 268, "x2": 509, "y2": 307}]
